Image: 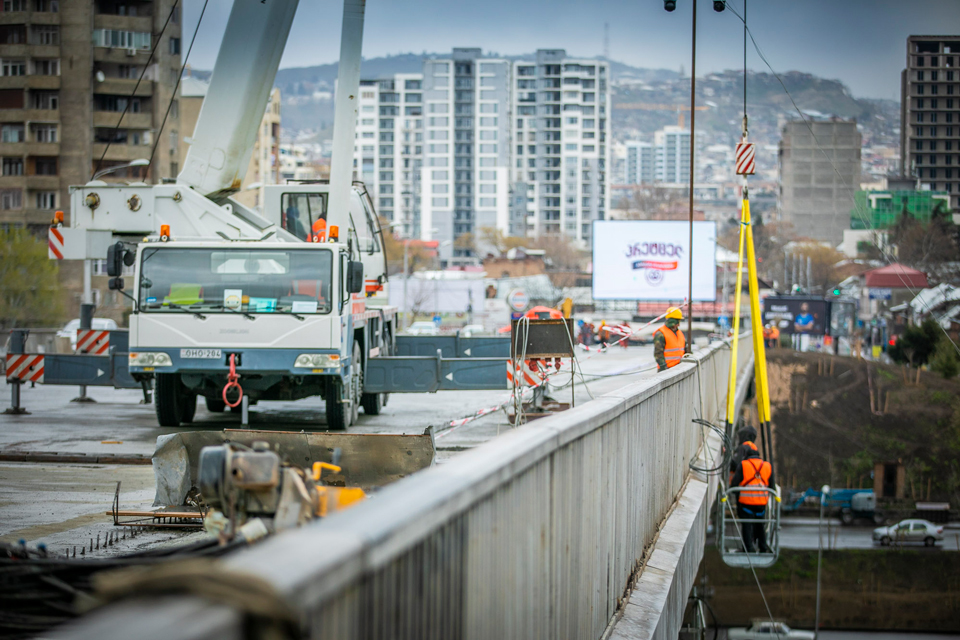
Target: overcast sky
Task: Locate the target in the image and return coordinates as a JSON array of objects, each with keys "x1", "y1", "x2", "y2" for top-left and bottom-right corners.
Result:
[{"x1": 183, "y1": 0, "x2": 959, "y2": 100}]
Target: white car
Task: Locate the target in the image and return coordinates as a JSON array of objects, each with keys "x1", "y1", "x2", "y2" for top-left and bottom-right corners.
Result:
[
  {"x1": 405, "y1": 321, "x2": 439, "y2": 336},
  {"x1": 728, "y1": 620, "x2": 814, "y2": 640},
  {"x1": 56, "y1": 318, "x2": 119, "y2": 350},
  {"x1": 873, "y1": 519, "x2": 944, "y2": 546},
  {"x1": 460, "y1": 324, "x2": 485, "y2": 337}
]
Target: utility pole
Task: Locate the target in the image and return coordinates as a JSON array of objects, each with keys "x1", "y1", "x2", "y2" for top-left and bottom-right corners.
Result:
[{"x1": 686, "y1": 0, "x2": 697, "y2": 347}]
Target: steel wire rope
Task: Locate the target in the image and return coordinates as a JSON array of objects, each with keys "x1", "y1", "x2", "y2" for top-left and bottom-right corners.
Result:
[
  {"x1": 92, "y1": 0, "x2": 180, "y2": 179},
  {"x1": 147, "y1": 0, "x2": 210, "y2": 179},
  {"x1": 721, "y1": 488, "x2": 783, "y2": 640},
  {"x1": 724, "y1": 1, "x2": 960, "y2": 358}
]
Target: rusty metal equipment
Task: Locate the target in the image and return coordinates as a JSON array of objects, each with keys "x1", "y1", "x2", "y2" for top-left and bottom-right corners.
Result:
[{"x1": 152, "y1": 429, "x2": 435, "y2": 507}]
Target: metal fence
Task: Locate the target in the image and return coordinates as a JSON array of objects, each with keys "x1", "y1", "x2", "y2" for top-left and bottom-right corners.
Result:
[{"x1": 61, "y1": 336, "x2": 754, "y2": 640}]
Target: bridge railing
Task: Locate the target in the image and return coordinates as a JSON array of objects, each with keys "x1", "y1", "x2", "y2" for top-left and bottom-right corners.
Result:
[{"x1": 59, "y1": 335, "x2": 754, "y2": 640}]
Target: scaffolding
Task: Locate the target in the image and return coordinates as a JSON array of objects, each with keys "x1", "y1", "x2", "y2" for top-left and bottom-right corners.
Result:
[{"x1": 850, "y1": 189, "x2": 952, "y2": 230}]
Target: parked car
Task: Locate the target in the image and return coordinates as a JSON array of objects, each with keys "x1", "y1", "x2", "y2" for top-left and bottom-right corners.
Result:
[
  {"x1": 405, "y1": 321, "x2": 439, "y2": 336},
  {"x1": 460, "y1": 324, "x2": 485, "y2": 337},
  {"x1": 56, "y1": 318, "x2": 119, "y2": 351},
  {"x1": 873, "y1": 519, "x2": 944, "y2": 546},
  {"x1": 728, "y1": 620, "x2": 814, "y2": 640}
]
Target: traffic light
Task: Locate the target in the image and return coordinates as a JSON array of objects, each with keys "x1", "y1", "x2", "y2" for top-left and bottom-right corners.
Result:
[
  {"x1": 664, "y1": 0, "x2": 677, "y2": 11},
  {"x1": 832, "y1": 289, "x2": 841, "y2": 296},
  {"x1": 713, "y1": 0, "x2": 726, "y2": 10}
]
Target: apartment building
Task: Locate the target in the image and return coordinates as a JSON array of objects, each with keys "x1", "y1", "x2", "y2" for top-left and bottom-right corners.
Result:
[
  {"x1": 0, "y1": 0, "x2": 182, "y2": 234},
  {"x1": 900, "y1": 35, "x2": 960, "y2": 210},
  {"x1": 625, "y1": 140, "x2": 655, "y2": 184},
  {"x1": 513, "y1": 50, "x2": 610, "y2": 246},
  {"x1": 354, "y1": 74, "x2": 424, "y2": 240},
  {"x1": 778, "y1": 119, "x2": 862, "y2": 244},
  {"x1": 654, "y1": 126, "x2": 691, "y2": 184}
]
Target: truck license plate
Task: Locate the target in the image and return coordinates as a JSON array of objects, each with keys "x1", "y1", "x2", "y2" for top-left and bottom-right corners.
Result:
[{"x1": 180, "y1": 349, "x2": 222, "y2": 359}]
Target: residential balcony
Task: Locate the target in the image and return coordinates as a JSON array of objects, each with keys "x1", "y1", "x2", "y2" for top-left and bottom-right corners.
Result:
[
  {"x1": 93, "y1": 110, "x2": 152, "y2": 128},
  {"x1": 0, "y1": 43, "x2": 60, "y2": 58},
  {"x1": 0, "y1": 11, "x2": 59, "y2": 25},
  {"x1": 0, "y1": 141, "x2": 59, "y2": 156},
  {"x1": 96, "y1": 77, "x2": 153, "y2": 97},
  {"x1": 93, "y1": 47, "x2": 153, "y2": 65},
  {"x1": 93, "y1": 14, "x2": 152, "y2": 33},
  {"x1": 0, "y1": 207, "x2": 54, "y2": 226},
  {"x1": 0, "y1": 175, "x2": 27, "y2": 189},
  {"x1": 0, "y1": 75, "x2": 61, "y2": 90},
  {"x1": 26, "y1": 174, "x2": 59, "y2": 190},
  {"x1": 93, "y1": 142, "x2": 150, "y2": 162}
]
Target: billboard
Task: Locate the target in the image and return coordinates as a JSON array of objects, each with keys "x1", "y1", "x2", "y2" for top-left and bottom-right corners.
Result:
[
  {"x1": 762, "y1": 296, "x2": 829, "y2": 335},
  {"x1": 592, "y1": 221, "x2": 717, "y2": 301}
]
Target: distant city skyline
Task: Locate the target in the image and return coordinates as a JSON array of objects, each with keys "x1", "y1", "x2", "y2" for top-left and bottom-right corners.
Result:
[{"x1": 184, "y1": 1, "x2": 958, "y2": 100}]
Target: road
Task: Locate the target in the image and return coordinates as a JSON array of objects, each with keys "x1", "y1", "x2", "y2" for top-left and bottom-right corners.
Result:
[
  {"x1": 0, "y1": 343, "x2": 671, "y2": 554},
  {"x1": 779, "y1": 517, "x2": 960, "y2": 552}
]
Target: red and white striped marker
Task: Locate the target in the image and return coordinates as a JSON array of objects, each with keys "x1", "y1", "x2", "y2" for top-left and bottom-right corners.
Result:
[
  {"x1": 735, "y1": 142, "x2": 756, "y2": 176},
  {"x1": 76, "y1": 329, "x2": 110, "y2": 355},
  {"x1": 5, "y1": 354, "x2": 44, "y2": 383},
  {"x1": 507, "y1": 359, "x2": 546, "y2": 388},
  {"x1": 48, "y1": 226, "x2": 64, "y2": 260}
]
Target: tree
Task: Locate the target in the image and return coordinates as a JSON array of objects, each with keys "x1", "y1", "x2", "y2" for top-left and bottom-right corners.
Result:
[
  {"x1": 526, "y1": 234, "x2": 588, "y2": 272},
  {"x1": 478, "y1": 227, "x2": 526, "y2": 256},
  {"x1": 784, "y1": 242, "x2": 845, "y2": 294},
  {"x1": 0, "y1": 228, "x2": 64, "y2": 329},
  {"x1": 889, "y1": 318, "x2": 942, "y2": 368},
  {"x1": 378, "y1": 218, "x2": 436, "y2": 275},
  {"x1": 929, "y1": 337, "x2": 960, "y2": 379},
  {"x1": 890, "y1": 210, "x2": 959, "y2": 283},
  {"x1": 619, "y1": 184, "x2": 687, "y2": 220}
]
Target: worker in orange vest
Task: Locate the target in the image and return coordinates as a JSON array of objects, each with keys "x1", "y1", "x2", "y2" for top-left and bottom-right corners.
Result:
[
  {"x1": 654, "y1": 307, "x2": 686, "y2": 371},
  {"x1": 730, "y1": 443, "x2": 776, "y2": 553},
  {"x1": 311, "y1": 218, "x2": 327, "y2": 243},
  {"x1": 768, "y1": 324, "x2": 780, "y2": 349}
]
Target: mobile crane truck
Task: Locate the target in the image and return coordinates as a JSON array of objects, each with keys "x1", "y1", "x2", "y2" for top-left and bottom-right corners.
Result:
[{"x1": 67, "y1": 0, "x2": 394, "y2": 431}]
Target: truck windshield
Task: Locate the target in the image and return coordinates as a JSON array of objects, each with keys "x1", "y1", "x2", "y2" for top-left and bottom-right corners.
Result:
[{"x1": 138, "y1": 247, "x2": 333, "y2": 315}]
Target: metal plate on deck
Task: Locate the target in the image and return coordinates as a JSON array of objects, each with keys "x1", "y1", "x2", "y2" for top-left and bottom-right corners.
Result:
[{"x1": 153, "y1": 429, "x2": 435, "y2": 506}]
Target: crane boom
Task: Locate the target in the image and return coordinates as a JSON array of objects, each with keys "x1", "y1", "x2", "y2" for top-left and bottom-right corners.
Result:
[{"x1": 178, "y1": 0, "x2": 300, "y2": 200}]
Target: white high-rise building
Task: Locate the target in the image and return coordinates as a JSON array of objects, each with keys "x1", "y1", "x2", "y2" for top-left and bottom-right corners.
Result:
[
  {"x1": 347, "y1": 48, "x2": 610, "y2": 264},
  {"x1": 512, "y1": 50, "x2": 610, "y2": 245},
  {"x1": 625, "y1": 141, "x2": 655, "y2": 184},
  {"x1": 353, "y1": 76, "x2": 424, "y2": 239},
  {"x1": 654, "y1": 126, "x2": 691, "y2": 184}
]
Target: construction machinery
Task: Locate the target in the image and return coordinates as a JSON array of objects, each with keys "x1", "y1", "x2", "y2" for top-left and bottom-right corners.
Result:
[{"x1": 613, "y1": 102, "x2": 709, "y2": 128}]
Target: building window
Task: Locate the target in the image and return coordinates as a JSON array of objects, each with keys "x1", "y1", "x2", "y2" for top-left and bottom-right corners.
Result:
[
  {"x1": 1, "y1": 123, "x2": 24, "y2": 143},
  {"x1": 1, "y1": 189, "x2": 22, "y2": 209},
  {"x1": 30, "y1": 25, "x2": 58, "y2": 45},
  {"x1": 2, "y1": 157, "x2": 24, "y2": 176},
  {"x1": 431, "y1": 197, "x2": 448, "y2": 207},
  {"x1": 30, "y1": 91, "x2": 58, "y2": 109},
  {"x1": 30, "y1": 123, "x2": 56, "y2": 142},
  {"x1": 2, "y1": 0, "x2": 27, "y2": 10},
  {"x1": 169, "y1": 37, "x2": 181, "y2": 55},
  {"x1": 35, "y1": 191, "x2": 55, "y2": 209},
  {"x1": 34, "y1": 156, "x2": 57, "y2": 175},
  {"x1": 33, "y1": 59, "x2": 59, "y2": 75},
  {"x1": 1, "y1": 59, "x2": 25, "y2": 76},
  {"x1": 93, "y1": 29, "x2": 151, "y2": 50}
]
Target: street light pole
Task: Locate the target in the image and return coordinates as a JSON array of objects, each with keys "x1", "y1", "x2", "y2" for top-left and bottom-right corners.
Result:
[
  {"x1": 815, "y1": 484, "x2": 830, "y2": 639},
  {"x1": 686, "y1": 0, "x2": 697, "y2": 347}
]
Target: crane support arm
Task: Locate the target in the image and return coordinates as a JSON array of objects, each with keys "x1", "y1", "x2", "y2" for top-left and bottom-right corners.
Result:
[{"x1": 178, "y1": 0, "x2": 300, "y2": 200}]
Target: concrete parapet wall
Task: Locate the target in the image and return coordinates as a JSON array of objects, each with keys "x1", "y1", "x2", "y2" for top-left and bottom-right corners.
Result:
[{"x1": 56, "y1": 336, "x2": 754, "y2": 640}]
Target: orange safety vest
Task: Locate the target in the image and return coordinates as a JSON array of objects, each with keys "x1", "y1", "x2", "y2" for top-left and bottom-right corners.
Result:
[
  {"x1": 738, "y1": 458, "x2": 772, "y2": 505},
  {"x1": 311, "y1": 218, "x2": 327, "y2": 243},
  {"x1": 655, "y1": 325, "x2": 686, "y2": 368},
  {"x1": 770, "y1": 326, "x2": 780, "y2": 340}
]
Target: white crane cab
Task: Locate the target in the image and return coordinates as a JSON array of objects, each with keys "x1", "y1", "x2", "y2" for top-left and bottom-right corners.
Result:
[{"x1": 262, "y1": 182, "x2": 390, "y2": 306}]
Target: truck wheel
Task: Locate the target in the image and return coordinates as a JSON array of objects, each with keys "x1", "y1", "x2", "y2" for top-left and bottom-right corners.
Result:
[
  {"x1": 180, "y1": 392, "x2": 197, "y2": 424},
  {"x1": 350, "y1": 342, "x2": 362, "y2": 425},
  {"x1": 155, "y1": 374, "x2": 182, "y2": 427},
  {"x1": 325, "y1": 379, "x2": 351, "y2": 431},
  {"x1": 873, "y1": 513, "x2": 885, "y2": 525},
  {"x1": 205, "y1": 397, "x2": 226, "y2": 413},
  {"x1": 361, "y1": 337, "x2": 384, "y2": 415},
  {"x1": 841, "y1": 509, "x2": 854, "y2": 525}
]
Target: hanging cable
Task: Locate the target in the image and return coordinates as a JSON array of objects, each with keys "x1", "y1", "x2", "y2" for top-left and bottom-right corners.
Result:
[
  {"x1": 148, "y1": 0, "x2": 210, "y2": 180},
  {"x1": 92, "y1": 0, "x2": 179, "y2": 179}
]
